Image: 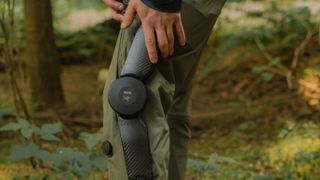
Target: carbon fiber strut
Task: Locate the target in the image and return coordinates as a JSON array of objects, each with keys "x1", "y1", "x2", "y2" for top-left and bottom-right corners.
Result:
[{"x1": 108, "y1": 26, "x2": 154, "y2": 180}]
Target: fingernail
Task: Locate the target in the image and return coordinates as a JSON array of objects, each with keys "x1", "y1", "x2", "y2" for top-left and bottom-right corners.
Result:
[
  {"x1": 118, "y1": 4, "x2": 124, "y2": 10},
  {"x1": 151, "y1": 58, "x2": 158, "y2": 64}
]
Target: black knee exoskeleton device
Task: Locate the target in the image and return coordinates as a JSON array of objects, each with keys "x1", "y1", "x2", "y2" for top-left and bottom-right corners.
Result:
[{"x1": 108, "y1": 25, "x2": 154, "y2": 179}]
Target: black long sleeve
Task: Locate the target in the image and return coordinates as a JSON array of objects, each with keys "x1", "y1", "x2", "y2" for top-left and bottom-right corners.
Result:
[{"x1": 141, "y1": 0, "x2": 182, "y2": 12}]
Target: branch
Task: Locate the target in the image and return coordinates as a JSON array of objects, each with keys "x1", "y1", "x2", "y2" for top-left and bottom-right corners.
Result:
[
  {"x1": 287, "y1": 27, "x2": 318, "y2": 89},
  {"x1": 291, "y1": 29, "x2": 316, "y2": 69}
]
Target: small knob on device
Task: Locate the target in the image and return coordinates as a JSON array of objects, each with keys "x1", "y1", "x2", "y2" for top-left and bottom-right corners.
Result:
[{"x1": 102, "y1": 140, "x2": 113, "y2": 157}]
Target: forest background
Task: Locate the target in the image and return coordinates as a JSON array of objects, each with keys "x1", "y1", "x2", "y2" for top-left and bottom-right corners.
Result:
[{"x1": 0, "y1": 0, "x2": 320, "y2": 179}]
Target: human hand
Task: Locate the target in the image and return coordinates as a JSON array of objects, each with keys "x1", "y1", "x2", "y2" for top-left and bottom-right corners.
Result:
[
  {"x1": 121, "y1": 0, "x2": 186, "y2": 63},
  {"x1": 103, "y1": 0, "x2": 125, "y2": 21}
]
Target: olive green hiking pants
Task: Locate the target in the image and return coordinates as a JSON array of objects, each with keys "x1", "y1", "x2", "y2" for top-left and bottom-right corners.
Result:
[{"x1": 103, "y1": 1, "x2": 226, "y2": 179}]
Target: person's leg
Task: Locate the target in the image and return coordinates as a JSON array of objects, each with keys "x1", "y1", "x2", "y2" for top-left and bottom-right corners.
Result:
[
  {"x1": 167, "y1": 0, "x2": 227, "y2": 178},
  {"x1": 102, "y1": 1, "x2": 226, "y2": 179},
  {"x1": 102, "y1": 18, "x2": 142, "y2": 180}
]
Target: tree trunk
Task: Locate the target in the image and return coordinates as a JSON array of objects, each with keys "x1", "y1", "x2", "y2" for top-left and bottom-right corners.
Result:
[{"x1": 24, "y1": 0, "x2": 65, "y2": 108}]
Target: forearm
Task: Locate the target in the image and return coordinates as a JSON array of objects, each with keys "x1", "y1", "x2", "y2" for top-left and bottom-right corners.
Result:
[{"x1": 141, "y1": 0, "x2": 182, "y2": 12}]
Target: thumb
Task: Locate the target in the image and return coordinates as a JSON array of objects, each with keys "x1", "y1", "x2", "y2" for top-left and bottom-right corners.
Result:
[{"x1": 121, "y1": 3, "x2": 136, "y2": 29}]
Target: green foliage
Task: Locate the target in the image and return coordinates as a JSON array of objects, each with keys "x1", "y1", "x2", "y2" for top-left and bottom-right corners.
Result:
[
  {"x1": 189, "y1": 149, "x2": 320, "y2": 179},
  {"x1": 251, "y1": 57, "x2": 280, "y2": 82},
  {"x1": 197, "y1": 5, "x2": 317, "y2": 81},
  {"x1": 0, "y1": 119, "x2": 62, "y2": 140},
  {"x1": 189, "y1": 153, "x2": 254, "y2": 179},
  {"x1": 258, "y1": 149, "x2": 320, "y2": 180},
  {"x1": 79, "y1": 131, "x2": 104, "y2": 150},
  {"x1": 36, "y1": 123, "x2": 62, "y2": 141},
  {"x1": 56, "y1": 20, "x2": 119, "y2": 62},
  {"x1": 1, "y1": 118, "x2": 33, "y2": 139},
  {"x1": 278, "y1": 121, "x2": 320, "y2": 139},
  {"x1": 10, "y1": 141, "x2": 39, "y2": 161},
  {"x1": 188, "y1": 121, "x2": 320, "y2": 179},
  {"x1": 188, "y1": 153, "x2": 239, "y2": 176},
  {"x1": 240, "y1": 150, "x2": 266, "y2": 162},
  {"x1": 0, "y1": 119, "x2": 107, "y2": 179},
  {"x1": 257, "y1": 122, "x2": 320, "y2": 179},
  {"x1": 53, "y1": 0, "x2": 106, "y2": 20},
  {"x1": 254, "y1": 171, "x2": 273, "y2": 180}
]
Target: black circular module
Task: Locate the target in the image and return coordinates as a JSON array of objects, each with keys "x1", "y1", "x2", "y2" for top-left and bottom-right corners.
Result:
[{"x1": 108, "y1": 76, "x2": 147, "y2": 118}]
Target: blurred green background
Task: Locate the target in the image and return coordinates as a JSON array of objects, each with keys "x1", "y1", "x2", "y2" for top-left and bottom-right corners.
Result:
[{"x1": 0, "y1": 0, "x2": 320, "y2": 179}]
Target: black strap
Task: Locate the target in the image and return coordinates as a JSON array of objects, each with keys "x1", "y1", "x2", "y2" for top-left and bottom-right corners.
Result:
[{"x1": 141, "y1": 0, "x2": 182, "y2": 13}]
